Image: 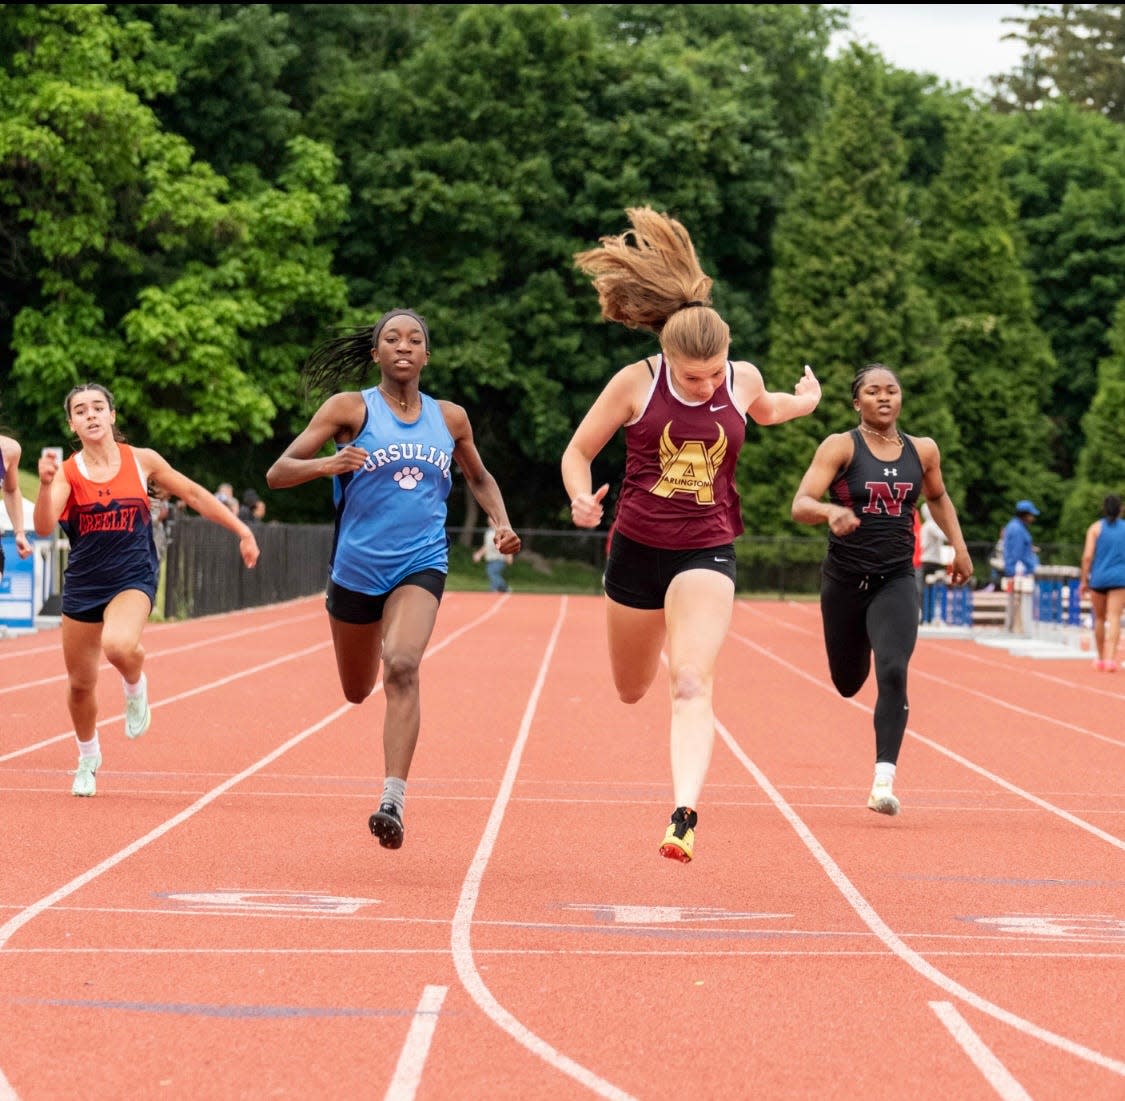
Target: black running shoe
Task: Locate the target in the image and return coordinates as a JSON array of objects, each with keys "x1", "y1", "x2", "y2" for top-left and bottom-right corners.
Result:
[
  {"x1": 369, "y1": 802, "x2": 404, "y2": 849},
  {"x1": 659, "y1": 806, "x2": 698, "y2": 862}
]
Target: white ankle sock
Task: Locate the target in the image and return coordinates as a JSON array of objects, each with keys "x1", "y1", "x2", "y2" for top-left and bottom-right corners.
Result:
[
  {"x1": 381, "y1": 777, "x2": 406, "y2": 814},
  {"x1": 874, "y1": 762, "x2": 896, "y2": 783},
  {"x1": 77, "y1": 733, "x2": 101, "y2": 758},
  {"x1": 124, "y1": 673, "x2": 146, "y2": 698}
]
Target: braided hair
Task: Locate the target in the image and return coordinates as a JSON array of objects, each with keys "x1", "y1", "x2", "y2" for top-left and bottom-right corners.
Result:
[{"x1": 302, "y1": 309, "x2": 430, "y2": 397}]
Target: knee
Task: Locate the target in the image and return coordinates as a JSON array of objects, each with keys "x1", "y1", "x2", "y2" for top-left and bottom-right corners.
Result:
[
  {"x1": 381, "y1": 651, "x2": 421, "y2": 693},
  {"x1": 342, "y1": 683, "x2": 373, "y2": 705},
  {"x1": 101, "y1": 638, "x2": 138, "y2": 669},
  {"x1": 669, "y1": 664, "x2": 709, "y2": 705},
  {"x1": 832, "y1": 675, "x2": 863, "y2": 699}
]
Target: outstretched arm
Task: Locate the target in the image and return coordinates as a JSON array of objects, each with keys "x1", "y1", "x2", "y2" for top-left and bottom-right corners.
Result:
[
  {"x1": 745, "y1": 364, "x2": 821, "y2": 426},
  {"x1": 143, "y1": 450, "x2": 260, "y2": 569},
  {"x1": 443, "y1": 402, "x2": 521, "y2": 556},
  {"x1": 561, "y1": 363, "x2": 640, "y2": 529},
  {"x1": 917, "y1": 437, "x2": 972, "y2": 585},
  {"x1": 1, "y1": 439, "x2": 32, "y2": 558}
]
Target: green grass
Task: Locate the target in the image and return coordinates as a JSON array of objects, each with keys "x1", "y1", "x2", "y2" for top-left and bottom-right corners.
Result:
[{"x1": 445, "y1": 541, "x2": 604, "y2": 594}]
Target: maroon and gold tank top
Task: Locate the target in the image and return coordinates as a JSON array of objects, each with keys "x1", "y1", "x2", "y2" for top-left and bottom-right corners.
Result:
[{"x1": 613, "y1": 355, "x2": 747, "y2": 549}]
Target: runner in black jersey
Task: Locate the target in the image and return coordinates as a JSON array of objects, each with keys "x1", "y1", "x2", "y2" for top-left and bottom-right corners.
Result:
[{"x1": 791, "y1": 364, "x2": 972, "y2": 816}]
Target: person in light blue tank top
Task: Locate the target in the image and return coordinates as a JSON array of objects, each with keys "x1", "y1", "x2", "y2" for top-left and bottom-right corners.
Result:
[
  {"x1": 267, "y1": 309, "x2": 521, "y2": 851},
  {"x1": 1080, "y1": 493, "x2": 1125, "y2": 672}
]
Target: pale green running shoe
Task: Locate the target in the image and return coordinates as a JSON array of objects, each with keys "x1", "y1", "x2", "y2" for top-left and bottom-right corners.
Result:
[
  {"x1": 71, "y1": 753, "x2": 102, "y2": 797},
  {"x1": 124, "y1": 678, "x2": 151, "y2": 739},
  {"x1": 867, "y1": 776, "x2": 900, "y2": 816}
]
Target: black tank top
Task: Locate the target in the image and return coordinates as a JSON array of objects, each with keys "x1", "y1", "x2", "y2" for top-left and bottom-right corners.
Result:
[{"x1": 824, "y1": 429, "x2": 922, "y2": 580}]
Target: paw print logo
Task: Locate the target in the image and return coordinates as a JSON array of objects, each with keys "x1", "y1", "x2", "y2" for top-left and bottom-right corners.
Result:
[{"x1": 394, "y1": 467, "x2": 424, "y2": 490}]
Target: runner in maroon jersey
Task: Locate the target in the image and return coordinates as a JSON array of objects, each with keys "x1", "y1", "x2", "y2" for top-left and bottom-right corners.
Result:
[{"x1": 562, "y1": 206, "x2": 821, "y2": 863}]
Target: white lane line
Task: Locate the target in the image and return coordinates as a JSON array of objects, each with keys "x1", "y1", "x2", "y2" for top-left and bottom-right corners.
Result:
[
  {"x1": 929, "y1": 1001, "x2": 1033, "y2": 1100},
  {"x1": 0, "y1": 597, "x2": 512, "y2": 1100},
  {"x1": 0, "y1": 609, "x2": 323, "y2": 697},
  {"x1": 384, "y1": 985, "x2": 448, "y2": 1101},
  {"x1": 450, "y1": 596, "x2": 636, "y2": 1101},
  {"x1": 721, "y1": 628, "x2": 1125, "y2": 1077}
]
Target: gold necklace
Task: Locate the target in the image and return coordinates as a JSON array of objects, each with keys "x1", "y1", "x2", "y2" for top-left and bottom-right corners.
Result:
[
  {"x1": 379, "y1": 384, "x2": 410, "y2": 412},
  {"x1": 859, "y1": 423, "x2": 902, "y2": 445}
]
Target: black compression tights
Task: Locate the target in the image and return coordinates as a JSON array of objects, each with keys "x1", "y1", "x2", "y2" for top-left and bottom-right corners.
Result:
[{"x1": 819, "y1": 571, "x2": 919, "y2": 765}]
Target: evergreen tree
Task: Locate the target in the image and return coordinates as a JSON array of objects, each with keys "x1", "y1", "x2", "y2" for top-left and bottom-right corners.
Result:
[
  {"x1": 1061, "y1": 296, "x2": 1125, "y2": 540},
  {"x1": 993, "y1": 3, "x2": 1125, "y2": 122},
  {"x1": 998, "y1": 101, "x2": 1125, "y2": 478},
  {"x1": 916, "y1": 105, "x2": 1060, "y2": 539},
  {"x1": 754, "y1": 46, "x2": 949, "y2": 536}
]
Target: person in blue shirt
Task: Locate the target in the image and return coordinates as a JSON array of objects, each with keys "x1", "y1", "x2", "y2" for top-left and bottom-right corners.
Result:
[
  {"x1": 1079, "y1": 493, "x2": 1125, "y2": 672},
  {"x1": 1002, "y1": 499, "x2": 1040, "y2": 577},
  {"x1": 266, "y1": 309, "x2": 520, "y2": 851}
]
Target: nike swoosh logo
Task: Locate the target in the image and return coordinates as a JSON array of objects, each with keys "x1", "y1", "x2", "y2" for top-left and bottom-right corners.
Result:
[
  {"x1": 714, "y1": 557, "x2": 729, "y2": 563},
  {"x1": 709, "y1": 403, "x2": 728, "y2": 412}
]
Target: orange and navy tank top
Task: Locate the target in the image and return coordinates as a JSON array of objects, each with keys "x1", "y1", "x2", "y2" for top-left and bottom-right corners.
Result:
[
  {"x1": 59, "y1": 443, "x2": 158, "y2": 612},
  {"x1": 824, "y1": 429, "x2": 922, "y2": 581},
  {"x1": 612, "y1": 354, "x2": 747, "y2": 550}
]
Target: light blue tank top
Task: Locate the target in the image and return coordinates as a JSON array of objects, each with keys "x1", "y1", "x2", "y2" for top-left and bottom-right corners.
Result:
[
  {"x1": 1090, "y1": 517, "x2": 1125, "y2": 590},
  {"x1": 329, "y1": 387, "x2": 455, "y2": 595}
]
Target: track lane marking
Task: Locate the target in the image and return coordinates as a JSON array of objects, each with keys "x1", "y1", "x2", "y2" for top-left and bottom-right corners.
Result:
[
  {"x1": 717, "y1": 630, "x2": 1125, "y2": 1077},
  {"x1": 385, "y1": 985, "x2": 448, "y2": 1101},
  {"x1": 929, "y1": 1001, "x2": 1033, "y2": 1100},
  {"x1": 450, "y1": 595, "x2": 636, "y2": 1101}
]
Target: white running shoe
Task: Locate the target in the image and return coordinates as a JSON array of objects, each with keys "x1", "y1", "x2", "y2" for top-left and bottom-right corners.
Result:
[
  {"x1": 867, "y1": 777, "x2": 900, "y2": 816},
  {"x1": 124, "y1": 678, "x2": 151, "y2": 739},
  {"x1": 71, "y1": 753, "x2": 102, "y2": 797}
]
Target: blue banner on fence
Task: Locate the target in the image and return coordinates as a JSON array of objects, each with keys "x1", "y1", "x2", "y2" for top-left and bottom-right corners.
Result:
[{"x1": 0, "y1": 532, "x2": 36, "y2": 630}]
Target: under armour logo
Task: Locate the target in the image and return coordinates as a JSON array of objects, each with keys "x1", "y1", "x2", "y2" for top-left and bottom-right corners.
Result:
[{"x1": 884, "y1": 467, "x2": 897, "y2": 477}]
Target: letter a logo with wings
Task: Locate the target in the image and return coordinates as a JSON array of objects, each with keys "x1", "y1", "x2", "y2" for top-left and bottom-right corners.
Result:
[{"x1": 649, "y1": 423, "x2": 727, "y2": 504}]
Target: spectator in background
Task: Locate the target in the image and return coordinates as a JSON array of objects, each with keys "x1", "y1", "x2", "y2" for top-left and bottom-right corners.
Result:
[
  {"x1": 1002, "y1": 499, "x2": 1040, "y2": 577},
  {"x1": 148, "y1": 483, "x2": 171, "y2": 563},
  {"x1": 1, "y1": 430, "x2": 34, "y2": 579},
  {"x1": 1079, "y1": 493, "x2": 1125, "y2": 672},
  {"x1": 918, "y1": 502, "x2": 949, "y2": 624},
  {"x1": 215, "y1": 482, "x2": 238, "y2": 515},
  {"x1": 472, "y1": 525, "x2": 513, "y2": 592},
  {"x1": 240, "y1": 488, "x2": 266, "y2": 525}
]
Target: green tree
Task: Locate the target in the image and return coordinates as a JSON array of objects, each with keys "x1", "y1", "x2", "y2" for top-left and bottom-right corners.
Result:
[
  {"x1": 994, "y1": 3, "x2": 1125, "y2": 121},
  {"x1": 294, "y1": 4, "x2": 827, "y2": 527},
  {"x1": 916, "y1": 105, "x2": 1060, "y2": 539},
  {"x1": 998, "y1": 101, "x2": 1125, "y2": 478},
  {"x1": 0, "y1": 5, "x2": 348, "y2": 479},
  {"x1": 1060, "y1": 296, "x2": 1125, "y2": 540},
  {"x1": 755, "y1": 46, "x2": 951, "y2": 536}
]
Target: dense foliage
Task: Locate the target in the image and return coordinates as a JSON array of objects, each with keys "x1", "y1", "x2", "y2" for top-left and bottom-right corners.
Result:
[{"x1": 2, "y1": 3, "x2": 1123, "y2": 544}]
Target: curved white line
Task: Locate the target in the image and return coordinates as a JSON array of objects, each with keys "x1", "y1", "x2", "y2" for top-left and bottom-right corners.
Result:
[
  {"x1": 450, "y1": 596, "x2": 636, "y2": 1101},
  {"x1": 724, "y1": 628, "x2": 1125, "y2": 1076},
  {"x1": 0, "y1": 597, "x2": 512, "y2": 1099}
]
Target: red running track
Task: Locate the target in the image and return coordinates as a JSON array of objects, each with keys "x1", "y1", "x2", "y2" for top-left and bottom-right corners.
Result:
[{"x1": 0, "y1": 593, "x2": 1122, "y2": 1099}]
